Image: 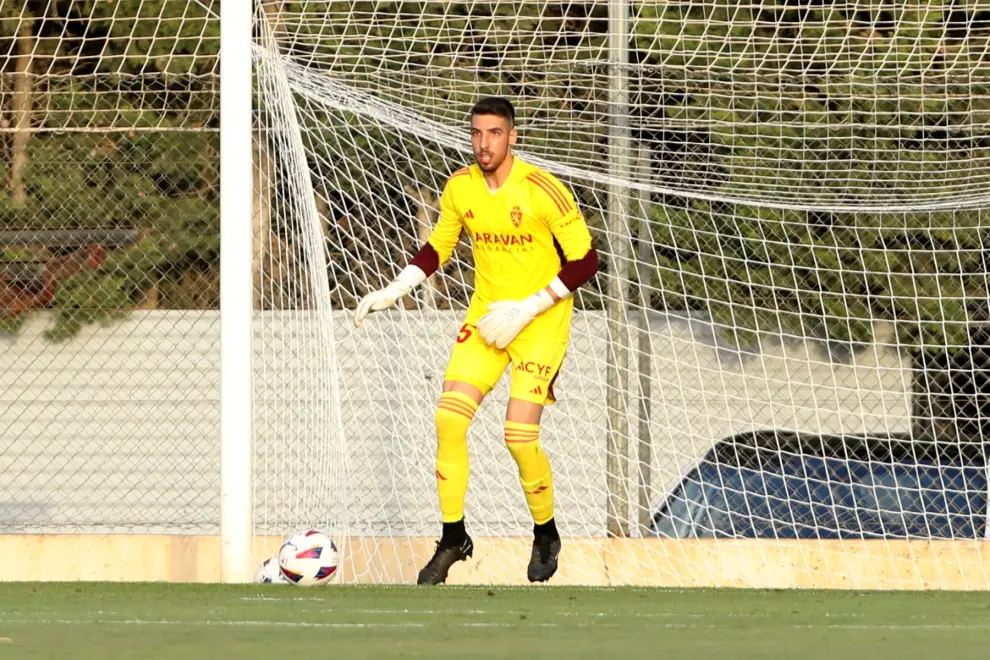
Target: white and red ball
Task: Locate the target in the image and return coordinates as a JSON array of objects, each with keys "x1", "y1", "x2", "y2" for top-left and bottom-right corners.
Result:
[{"x1": 278, "y1": 530, "x2": 339, "y2": 586}]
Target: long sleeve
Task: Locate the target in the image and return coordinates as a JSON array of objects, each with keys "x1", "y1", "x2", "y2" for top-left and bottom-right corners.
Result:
[
  {"x1": 426, "y1": 181, "x2": 463, "y2": 265},
  {"x1": 526, "y1": 170, "x2": 597, "y2": 291},
  {"x1": 409, "y1": 178, "x2": 464, "y2": 277}
]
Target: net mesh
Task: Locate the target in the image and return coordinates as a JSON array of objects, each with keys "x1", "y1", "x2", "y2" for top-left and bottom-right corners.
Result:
[
  {"x1": 255, "y1": 0, "x2": 990, "y2": 586},
  {"x1": 0, "y1": 0, "x2": 988, "y2": 588},
  {"x1": 269, "y1": 0, "x2": 990, "y2": 210},
  {"x1": 0, "y1": 0, "x2": 340, "y2": 542}
]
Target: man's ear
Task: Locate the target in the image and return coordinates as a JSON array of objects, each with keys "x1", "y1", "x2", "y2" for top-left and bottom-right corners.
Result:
[{"x1": 509, "y1": 127, "x2": 518, "y2": 146}]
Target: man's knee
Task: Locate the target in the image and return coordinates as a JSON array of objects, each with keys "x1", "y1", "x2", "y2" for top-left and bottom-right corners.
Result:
[
  {"x1": 504, "y1": 419, "x2": 541, "y2": 460},
  {"x1": 505, "y1": 397, "x2": 544, "y2": 426},
  {"x1": 435, "y1": 390, "x2": 479, "y2": 434},
  {"x1": 441, "y1": 379, "x2": 486, "y2": 402}
]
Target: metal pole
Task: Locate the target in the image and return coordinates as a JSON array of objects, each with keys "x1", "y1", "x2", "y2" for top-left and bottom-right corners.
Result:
[
  {"x1": 606, "y1": 0, "x2": 631, "y2": 538},
  {"x1": 636, "y1": 142, "x2": 653, "y2": 536},
  {"x1": 220, "y1": 0, "x2": 255, "y2": 583}
]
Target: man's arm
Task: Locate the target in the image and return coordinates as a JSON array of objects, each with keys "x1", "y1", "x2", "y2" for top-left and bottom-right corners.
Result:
[
  {"x1": 354, "y1": 181, "x2": 463, "y2": 326},
  {"x1": 541, "y1": 194, "x2": 599, "y2": 304}
]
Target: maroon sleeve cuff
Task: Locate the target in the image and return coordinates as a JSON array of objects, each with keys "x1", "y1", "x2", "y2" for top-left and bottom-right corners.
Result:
[
  {"x1": 409, "y1": 242, "x2": 440, "y2": 278},
  {"x1": 558, "y1": 243, "x2": 599, "y2": 292}
]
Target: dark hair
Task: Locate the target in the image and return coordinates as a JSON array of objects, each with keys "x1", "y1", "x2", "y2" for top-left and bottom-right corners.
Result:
[{"x1": 470, "y1": 97, "x2": 515, "y2": 126}]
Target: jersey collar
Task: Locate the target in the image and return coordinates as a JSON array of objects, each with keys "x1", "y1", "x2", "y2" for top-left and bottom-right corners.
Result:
[{"x1": 475, "y1": 154, "x2": 524, "y2": 192}]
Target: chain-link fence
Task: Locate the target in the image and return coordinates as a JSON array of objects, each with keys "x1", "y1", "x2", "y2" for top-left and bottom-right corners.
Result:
[{"x1": 0, "y1": 3, "x2": 222, "y2": 534}]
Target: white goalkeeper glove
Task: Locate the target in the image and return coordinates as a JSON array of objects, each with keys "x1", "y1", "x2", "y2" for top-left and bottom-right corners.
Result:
[
  {"x1": 354, "y1": 265, "x2": 427, "y2": 327},
  {"x1": 478, "y1": 288, "x2": 557, "y2": 349}
]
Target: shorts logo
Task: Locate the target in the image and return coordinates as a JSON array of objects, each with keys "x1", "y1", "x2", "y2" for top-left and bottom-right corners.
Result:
[
  {"x1": 530, "y1": 386, "x2": 543, "y2": 396},
  {"x1": 516, "y1": 361, "x2": 552, "y2": 379},
  {"x1": 510, "y1": 205, "x2": 523, "y2": 227}
]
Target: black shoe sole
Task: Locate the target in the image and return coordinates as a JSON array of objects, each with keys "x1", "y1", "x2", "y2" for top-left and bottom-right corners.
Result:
[
  {"x1": 527, "y1": 563, "x2": 558, "y2": 583},
  {"x1": 528, "y1": 538, "x2": 560, "y2": 583}
]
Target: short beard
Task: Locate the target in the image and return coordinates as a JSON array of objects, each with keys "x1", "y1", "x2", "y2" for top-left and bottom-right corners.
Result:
[{"x1": 476, "y1": 154, "x2": 502, "y2": 173}]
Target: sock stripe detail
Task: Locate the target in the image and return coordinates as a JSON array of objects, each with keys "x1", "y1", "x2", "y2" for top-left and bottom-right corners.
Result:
[
  {"x1": 505, "y1": 421, "x2": 540, "y2": 443},
  {"x1": 504, "y1": 422, "x2": 540, "y2": 432},
  {"x1": 441, "y1": 391, "x2": 479, "y2": 405},
  {"x1": 438, "y1": 406, "x2": 474, "y2": 420},
  {"x1": 438, "y1": 402, "x2": 475, "y2": 420},
  {"x1": 438, "y1": 393, "x2": 478, "y2": 420},
  {"x1": 440, "y1": 392, "x2": 479, "y2": 409},
  {"x1": 505, "y1": 430, "x2": 540, "y2": 444},
  {"x1": 440, "y1": 397, "x2": 476, "y2": 413}
]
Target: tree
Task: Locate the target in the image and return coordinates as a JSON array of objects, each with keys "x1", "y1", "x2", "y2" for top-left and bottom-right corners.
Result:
[
  {"x1": 627, "y1": 2, "x2": 988, "y2": 351},
  {"x1": 4, "y1": 0, "x2": 986, "y2": 392},
  {"x1": 5, "y1": 9, "x2": 33, "y2": 208},
  {"x1": 0, "y1": 0, "x2": 220, "y2": 338}
]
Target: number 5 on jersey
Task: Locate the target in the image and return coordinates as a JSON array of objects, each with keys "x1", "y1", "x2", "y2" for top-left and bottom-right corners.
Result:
[{"x1": 457, "y1": 324, "x2": 475, "y2": 343}]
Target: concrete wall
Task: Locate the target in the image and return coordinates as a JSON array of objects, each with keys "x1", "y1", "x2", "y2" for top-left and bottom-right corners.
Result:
[{"x1": 0, "y1": 310, "x2": 911, "y2": 537}]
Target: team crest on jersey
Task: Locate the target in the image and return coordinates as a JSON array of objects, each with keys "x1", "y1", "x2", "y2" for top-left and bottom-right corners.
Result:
[{"x1": 510, "y1": 205, "x2": 523, "y2": 227}]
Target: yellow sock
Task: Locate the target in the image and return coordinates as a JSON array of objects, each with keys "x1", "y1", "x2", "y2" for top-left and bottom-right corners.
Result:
[
  {"x1": 434, "y1": 392, "x2": 478, "y2": 523},
  {"x1": 504, "y1": 421, "x2": 554, "y2": 524}
]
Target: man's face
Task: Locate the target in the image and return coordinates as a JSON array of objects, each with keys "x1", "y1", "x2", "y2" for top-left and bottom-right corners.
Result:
[{"x1": 471, "y1": 113, "x2": 517, "y2": 173}]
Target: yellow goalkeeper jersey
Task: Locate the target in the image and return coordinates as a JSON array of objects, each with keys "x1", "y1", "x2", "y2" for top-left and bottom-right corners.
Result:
[{"x1": 427, "y1": 156, "x2": 593, "y2": 341}]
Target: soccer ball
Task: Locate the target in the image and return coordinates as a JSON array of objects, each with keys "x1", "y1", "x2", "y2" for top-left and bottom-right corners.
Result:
[
  {"x1": 254, "y1": 554, "x2": 290, "y2": 584},
  {"x1": 278, "y1": 530, "x2": 339, "y2": 586}
]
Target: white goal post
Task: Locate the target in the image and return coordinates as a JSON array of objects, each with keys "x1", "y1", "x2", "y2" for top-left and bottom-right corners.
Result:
[{"x1": 220, "y1": 0, "x2": 255, "y2": 584}]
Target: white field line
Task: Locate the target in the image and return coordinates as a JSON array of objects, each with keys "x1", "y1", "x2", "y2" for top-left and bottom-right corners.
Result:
[
  {"x1": 238, "y1": 599, "x2": 990, "y2": 626},
  {"x1": 0, "y1": 619, "x2": 427, "y2": 629},
  {"x1": 0, "y1": 618, "x2": 988, "y2": 631},
  {"x1": 243, "y1": 601, "x2": 707, "y2": 618},
  {"x1": 794, "y1": 624, "x2": 990, "y2": 631}
]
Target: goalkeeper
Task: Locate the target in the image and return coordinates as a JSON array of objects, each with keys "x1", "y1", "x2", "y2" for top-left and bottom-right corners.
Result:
[{"x1": 354, "y1": 97, "x2": 599, "y2": 584}]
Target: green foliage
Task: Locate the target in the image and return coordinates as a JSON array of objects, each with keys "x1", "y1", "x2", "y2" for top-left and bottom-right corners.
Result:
[
  {"x1": 292, "y1": 1, "x2": 987, "y2": 353},
  {"x1": 0, "y1": 310, "x2": 27, "y2": 335},
  {"x1": 646, "y1": 200, "x2": 986, "y2": 349},
  {"x1": 0, "y1": 1, "x2": 219, "y2": 339},
  {"x1": 43, "y1": 268, "x2": 132, "y2": 341},
  {"x1": 30, "y1": 0, "x2": 220, "y2": 77},
  {"x1": 4, "y1": 1, "x2": 986, "y2": 353}
]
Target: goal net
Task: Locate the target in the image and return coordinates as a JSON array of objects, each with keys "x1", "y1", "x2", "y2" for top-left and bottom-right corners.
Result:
[
  {"x1": 253, "y1": 1, "x2": 990, "y2": 588},
  {"x1": 2, "y1": 1, "x2": 987, "y2": 588}
]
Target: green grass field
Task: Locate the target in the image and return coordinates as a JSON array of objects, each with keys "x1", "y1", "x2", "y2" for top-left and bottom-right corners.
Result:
[{"x1": 1, "y1": 584, "x2": 989, "y2": 659}]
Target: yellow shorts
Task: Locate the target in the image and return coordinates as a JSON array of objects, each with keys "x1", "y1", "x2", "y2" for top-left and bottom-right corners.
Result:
[{"x1": 442, "y1": 320, "x2": 568, "y2": 405}]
